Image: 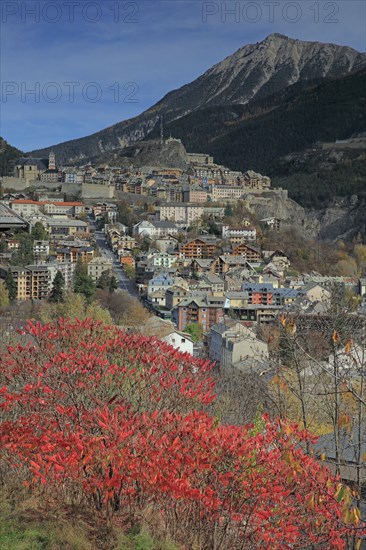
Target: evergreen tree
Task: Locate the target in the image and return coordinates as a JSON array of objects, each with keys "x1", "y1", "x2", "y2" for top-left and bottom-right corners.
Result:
[
  {"x1": 31, "y1": 222, "x2": 48, "y2": 241},
  {"x1": 97, "y1": 271, "x2": 118, "y2": 293},
  {"x1": 108, "y1": 275, "x2": 118, "y2": 293},
  {"x1": 4, "y1": 268, "x2": 17, "y2": 301},
  {"x1": 11, "y1": 233, "x2": 34, "y2": 266},
  {"x1": 96, "y1": 270, "x2": 111, "y2": 291},
  {"x1": 0, "y1": 236, "x2": 7, "y2": 253},
  {"x1": 224, "y1": 203, "x2": 233, "y2": 217},
  {"x1": 49, "y1": 270, "x2": 65, "y2": 303},
  {"x1": 74, "y1": 259, "x2": 95, "y2": 303},
  {"x1": 0, "y1": 282, "x2": 9, "y2": 307}
]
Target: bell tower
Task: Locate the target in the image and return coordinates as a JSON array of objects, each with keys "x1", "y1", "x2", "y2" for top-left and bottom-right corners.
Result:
[{"x1": 49, "y1": 151, "x2": 56, "y2": 170}]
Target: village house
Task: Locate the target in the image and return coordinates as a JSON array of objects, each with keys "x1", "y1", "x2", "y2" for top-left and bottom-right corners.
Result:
[
  {"x1": 191, "y1": 258, "x2": 214, "y2": 275},
  {"x1": 165, "y1": 286, "x2": 190, "y2": 311},
  {"x1": 242, "y1": 170, "x2": 271, "y2": 190},
  {"x1": 260, "y1": 217, "x2": 281, "y2": 231},
  {"x1": 154, "y1": 235, "x2": 179, "y2": 254},
  {"x1": 182, "y1": 185, "x2": 208, "y2": 203},
  {"x1": 147, "y1": 272, "x2": 175, "y2": 297},
  {"x1": 211, "y1": 255, "x2": 249, "y2": 275},
  {"x1": 201, "y1": 273, "x2": 225, "y2": 295},
  {"x1": 87, "y1": 257, "x2": 113, "y2": 282},
  {"x1": 140, "y1": 316, "x2": 194, "y2": 356}
]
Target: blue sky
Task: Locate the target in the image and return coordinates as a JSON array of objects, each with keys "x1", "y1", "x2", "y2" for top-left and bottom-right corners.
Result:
[{"x1": 1, "y1": 0, "x2": 365, "y2": 151}]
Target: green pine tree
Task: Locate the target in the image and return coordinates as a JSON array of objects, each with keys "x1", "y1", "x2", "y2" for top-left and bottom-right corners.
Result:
[
  {"x1": 31, "y1": 222, "x2": 49, "y2": 241},
  {"x1": 49, "y1": 270, "x2": 65, "y2": 303},
  {"x1": 4, "y1": 268, "x2": 17, "y2": 301},
  {"x1": 108, "y1": 275, "x2": 118, "y2": 293},
  {"x1": 74, "y1": 259, "x2": 95, "y2": 303},
  {"x1": 96, "y1": 270, "x2": 111, "y2": 290}
]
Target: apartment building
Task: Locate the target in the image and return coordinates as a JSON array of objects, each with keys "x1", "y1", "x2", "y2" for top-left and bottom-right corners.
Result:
[
  {"x1": 173, "y1": 296, "x2": 225, "y2": 332},
  {"x1": 231, "y1": 243, "x2": 261, "y2": 262},
  {"x1": 33, "y1": 240, "x2": 50, "y2": 258},
  {"x1": 209, "y1": 320, "x2": 268, "y2": 367},
  {"x1": 222, "y1": 225, "x2": 257, "y2": 242},
  {"x1": 0, "y1": 265, "x2": 50, "y2": 301},
  {"x1": 11, "y1": 200, "x2": 85, "y2": 218},
  {"x1": 159, "y1": 204, "x2": 204, "y2": 224},
  {"x1": 210, "y1": 185, "x2": 246, "y2": 202},
  {"x1": 179, "y1": 237, "x2": 218, "y2": 259},
  {"x1": 47, "y1": 262, "x2": 75, "y2": 291},
  {"x1": 56, "y1": 244, "x2": 94, "y2": 263}
]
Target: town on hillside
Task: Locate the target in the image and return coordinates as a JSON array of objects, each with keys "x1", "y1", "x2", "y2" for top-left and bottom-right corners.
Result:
[{"x1": 1, "y1": 147, "x2": 366, "y2": 491}]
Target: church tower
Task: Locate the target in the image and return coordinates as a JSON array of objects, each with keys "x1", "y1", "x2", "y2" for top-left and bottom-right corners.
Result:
[{"x1": 49, "y1": 151, "x2": 56, "y2": 170}]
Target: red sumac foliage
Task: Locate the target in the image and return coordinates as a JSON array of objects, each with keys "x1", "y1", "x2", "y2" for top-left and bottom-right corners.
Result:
[{"x1": 0, "y1": 319, "x2": 364, "y2": 549}]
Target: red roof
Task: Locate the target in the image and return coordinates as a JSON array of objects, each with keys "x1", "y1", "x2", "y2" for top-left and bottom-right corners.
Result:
[{"x1": 12, "y1": 200, "x2": 84, "y2": 206}]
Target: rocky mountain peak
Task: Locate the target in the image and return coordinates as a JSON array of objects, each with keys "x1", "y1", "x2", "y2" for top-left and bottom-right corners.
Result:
[{"x1": 29, "y1": 35, "x2": 366, "y2": 163}]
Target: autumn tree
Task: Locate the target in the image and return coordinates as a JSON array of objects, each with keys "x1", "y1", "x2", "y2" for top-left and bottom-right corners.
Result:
[
  {"x1": 95, "y1": 289, "x2": 148, "y2": 326},
  {"x1": 271, "y1": 303, "x2": 366, "y2": 515},
  {"x1": 40, "y1": 290, "x2": 113, "y2": 325},
  {"x1": 0, "y1": 318, "x2": 364, "y2": 550}
]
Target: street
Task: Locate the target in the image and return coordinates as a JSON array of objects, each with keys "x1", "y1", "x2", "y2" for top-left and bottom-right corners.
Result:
[{"x1": 93, "y1": 227, "x2": 140, "y2": 299}]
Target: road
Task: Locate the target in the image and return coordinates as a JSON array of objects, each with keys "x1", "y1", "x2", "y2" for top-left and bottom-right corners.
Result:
[{"x1": 93, "y1": 228, "x2": 139, "y2": 299}]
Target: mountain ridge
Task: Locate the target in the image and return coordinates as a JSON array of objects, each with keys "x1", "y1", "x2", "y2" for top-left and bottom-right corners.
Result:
[{"x1": 27, "y1": 33, "x2": 366, "y2": 163}]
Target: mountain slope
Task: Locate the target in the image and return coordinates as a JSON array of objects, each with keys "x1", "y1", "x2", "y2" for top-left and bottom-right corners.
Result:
[
  {"x1": 150, "y1": 68, "x2": 366, "y2": 173},
  {"x1": 29, "y1": 33, "x2": 366, "y2": 164},
  {"x1": 0, "y1": 138, "x2": 23, "y2": 177}
]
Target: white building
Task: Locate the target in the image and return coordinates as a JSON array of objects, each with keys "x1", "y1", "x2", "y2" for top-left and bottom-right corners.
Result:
[
  {"x1": 133, "y1": 220, "x2": 178, "y2": 239},
  {"x1": 33, "y1": 240, "x2": 50, "y2": 257},
  {"x1": 141, "y1": 316, "x2": 194, "y2": 355},
  {"x1": 47, "y1": 262, "x2": 75, "y2": 291},
  {"x1": 159, "y1": 204, "x2": 204, "y2": 224},
  {"x1": 222, "y1": 225, "x2": 257, "y2": 241}
]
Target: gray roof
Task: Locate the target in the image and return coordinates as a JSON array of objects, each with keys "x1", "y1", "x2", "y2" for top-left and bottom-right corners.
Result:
[
  {"x1": 202, "y1": 273, "x2": 224, "y2": 285},
  {"x1": 47, "y1": 219, "x2": 87, "y2": 227},
  {"x1": 315, "y1": 430, "x2": 366, "y2": 465},
  {"x1": 0, "y1": 203, "x2": 29, "y2": 229},
  {"x1": 153, "y1": 221, "x2": 177, "y2": 229},
  {"x1": 17, "y1": 157, "x2": 48, "y2": 170}
]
